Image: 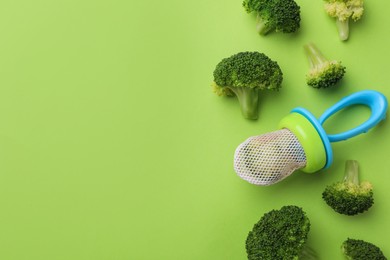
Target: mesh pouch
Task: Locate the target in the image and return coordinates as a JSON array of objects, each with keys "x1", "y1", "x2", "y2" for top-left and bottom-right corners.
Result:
[{"x1": 234, "y1": 129, "x2": 307, "y2": 185}]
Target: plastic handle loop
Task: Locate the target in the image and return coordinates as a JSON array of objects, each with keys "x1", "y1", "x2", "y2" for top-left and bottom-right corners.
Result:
[{"x1": 318, "y1": 90, "x2": 388, "y2": 142}]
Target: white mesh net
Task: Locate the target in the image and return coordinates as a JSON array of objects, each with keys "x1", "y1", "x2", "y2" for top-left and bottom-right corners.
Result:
[{"x1": 234, "y1": 129, "x2": 307, "y2": 185}]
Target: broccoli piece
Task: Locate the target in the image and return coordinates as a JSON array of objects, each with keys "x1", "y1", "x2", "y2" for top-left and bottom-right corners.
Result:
[
  {"x1": 323, "y1": 0, "x2": 364, "y2": 41},
  {"x1": 304, "y1": 43, "x2": 346, "y2": 89},
  {"x1": 246, "y1": 205, "x2": 318, "y2": 260},
  {"x1": 212, "y1": 51, "x2": 283, "y2": 120},
  {"x1": 322, "y1": 160, "x2": 373, "y2": 216},
  {"x1": 243, "y1": 0, "x2": 301, "y2": 35},
  {"x1": 342, "y1": 238, "x2": 387, "y2": 260}
]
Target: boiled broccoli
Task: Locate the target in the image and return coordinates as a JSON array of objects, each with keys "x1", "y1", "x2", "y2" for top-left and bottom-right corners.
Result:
[
  {"x1": 304, "y1": 43, "x2": 346, "y2": 89},
  {"x1": 342, "y1": 238, "x2": 387, "y2": 260},
  {"x1": 323, "y1": 0, "x2": 364, "y2": 41},
  {"x1": 212, "y1": 51, "x2": 283, "y2": 120},
  {"x1": 322, "y1": 160, "x2": 373, "y2": 216},
  {"x1": 246, "y1": 205, "x2": 317, "y2": 259},
  {"x1": 243, "y1": 0, "x2": 301, "y2": 35}
]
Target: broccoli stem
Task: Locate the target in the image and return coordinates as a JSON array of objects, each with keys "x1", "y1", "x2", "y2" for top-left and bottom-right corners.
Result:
[
  {"x1": 336, "y1": 19, "x2": 349, "y2": 41},
  {"x1": 256, "y1": 14, "x2": 273, "y2": 35},
  {"x1": 299, "y1": 244, "x2": 318, "y2": 260},
  {"x1": 229, "y1": 87, "x2": 259, "y2": 119},
  {"x1": 343, "y1": 160, "x2": 359, "y2": 185},
  {"x1": 304, "y1": 43, "x2": 328, "y2": 69}
]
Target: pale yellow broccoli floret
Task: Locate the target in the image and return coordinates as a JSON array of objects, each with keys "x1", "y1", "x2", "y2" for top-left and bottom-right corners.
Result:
[
  {"x1": 348, "y1": 0, "x2": 364, "y2": 21},
  {"x1": 323, "y1": 0, "x2": 364, "y2": 40},
  {"x1": 324, "y1": 2, "x2": 351, "y2": 21}
]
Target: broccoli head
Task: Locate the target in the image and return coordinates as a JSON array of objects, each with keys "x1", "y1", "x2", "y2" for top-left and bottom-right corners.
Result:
[
  {"x1": 246, "y1": 205, "x2": 317, "y2": 259},
  {"x1": 304, "y1": 43, "x2": 346, "y2": 89},
  {"x1": 212, "y1": 51, "x2": 283, "y2": 119},
  {"x1": 323, "y1": 0, "x2": 364, "y2": 41},
  {"x1": 322, "y1": 160, "x2": 373, "y2": 216},
  {"x1": 342, "y1": 238, "x2": 387, "y2": 260},
  {"x1": 243, "y1": 0, "x2": 301, "y2": 35}
]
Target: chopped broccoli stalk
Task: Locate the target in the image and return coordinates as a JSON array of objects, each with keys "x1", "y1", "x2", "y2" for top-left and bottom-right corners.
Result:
[
  {"x1": 336, "y1": 19, "x2": 349, "y2": 41},
  {"x1": 255, "y1": 13, "x2": 274, "y2": 35},
  {"x1": 243, "y1": 0, "x2": 301, "y2": 35},
  {"x1": 304, "y1": 43, "x2": 346, "y2": 89},
  {"x1": 343, "y1": 159, "x2": 359, "y2": 184},
  {"x1": 229, "y1": 87, "x2": 260, "y2": 119},
  {"x1": 322, "y1": 160, "x2": 374, "y2": 216},
  {"x1": 212, "y1": 51, "x2": 283, "y2": 120},
  {"x1": 342, "y1": 238, "x2": 387, "y2": 260},
  {"x1": 323, "y1": 0, "x2": 364, "y2": 41},
  {"x1": 300, "y1": 245, "x2": 319, "y2": 260},
  {"x1": 246, "y1": 205, "x2": 318, "y2": 259}
]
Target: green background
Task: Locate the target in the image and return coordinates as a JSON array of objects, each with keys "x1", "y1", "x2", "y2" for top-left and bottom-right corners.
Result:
[{"x1": 0, "y1": 0, "x2": 389, "y2": 259}]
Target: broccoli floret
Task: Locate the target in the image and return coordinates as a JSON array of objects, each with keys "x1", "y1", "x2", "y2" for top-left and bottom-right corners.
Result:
[
  {"x1": 322, "y1": 160, "x2": 373, "y2": 216},
  {"x1": 304, "y1": 43, "x2": 346, "y2": 89},
  {"x1": 243, "y1": 0, "x2": 301, "y2": 35},
  {"x1": 342, "y1": 238, "x2": 387, "y2": 260},
  {"x1": 323, "y1": 0, "x2": 364, "y2": 41},
  {"x1": 246, "y1": 205, "x2": 318, "y2": 259},
  {"x1": 212, "y1": 51, "x2": 283, "y2": 119}
]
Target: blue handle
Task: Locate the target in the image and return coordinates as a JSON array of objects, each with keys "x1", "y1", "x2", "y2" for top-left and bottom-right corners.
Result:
[{"x1": 318, "y1": 90, "x2": 388, "y2": 142}]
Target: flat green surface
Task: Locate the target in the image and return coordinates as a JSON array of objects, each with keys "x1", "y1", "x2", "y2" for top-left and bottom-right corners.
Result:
[{"x1": 0, "y1": 0, "x2": 389, "y2": 259}]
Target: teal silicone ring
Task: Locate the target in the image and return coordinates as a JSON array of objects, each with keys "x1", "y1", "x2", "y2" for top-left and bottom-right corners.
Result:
[{"x1": 292, "y1": 107, "x2": 333, "y2": 169}]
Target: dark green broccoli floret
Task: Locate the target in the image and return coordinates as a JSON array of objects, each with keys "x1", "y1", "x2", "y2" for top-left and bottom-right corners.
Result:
[
  {"x1": 246, "y1": 205, "x2": 317, "y2": 260},
  {"x1": 342, "y1": 238, "x2": 387, "y2": 260},
  {"x1": 243, "y1": 0, "x2": 301, "y2": 35},
  {"x1": 304, "y1": 43, "x2": 346, "y2": 88},
  {"x1": 322, "y1": 160, "x2": 373, "y2": 216},
  {"x1": 323, "y1": 0, "x2": 364, "y2": 41},
  {"x1": 212, "y1": 51, "x2": 283, "y2": 119}
]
